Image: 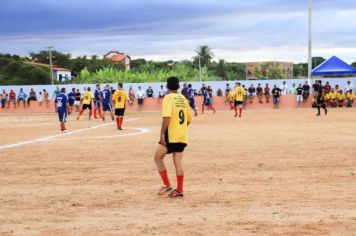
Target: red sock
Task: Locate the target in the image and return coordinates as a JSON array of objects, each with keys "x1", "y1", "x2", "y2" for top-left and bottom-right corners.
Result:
[
  {"x1": 176, "y1": 175, "x2": 184, "y2": 193},
  {"x1": 234, "y1": 106, "x2": 237, "y2": 113},
  {"x1": 116, "y1": 117, "x2": 120, "y2": 127},
  {"x1": 89, "y1": 110, "x2": 93, "y2": 119},
  {"x1": 202, "y1": 106, "x2": 205, "y2": 113},
  {"x1": 63, "y1": 123, "x2": 66, "y2": 130},
  {"x1": 98, "y1": 109, "x2": 103, "y2": 118},
  {"x1": 119, "y1": 117, "x2": 124, "y2": 127},
  {"x1": 210, "y1": 105, "x2": 216, "y2": 112},
  {"x1": 94, "y1": 108, "x2": 97, "y2": 118},
  {"x1": 239, "y1": 107, "x2": 243, "y2": 116},
  {"x1": 78, "y1": 110, "x2": 84, "y2": 116},
  {"x1": 159, "y1": 170, "x2": 171, "y2": 187},
  {"x1": 60, "y1": 123, "x2": 64, "y2": 131},
  {"x1": 111, "y1": 114, "x2": 115, "y2": 121}
]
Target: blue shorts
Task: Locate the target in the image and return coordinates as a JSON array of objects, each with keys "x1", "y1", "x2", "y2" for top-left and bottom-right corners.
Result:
[
  {"x1": 69, "y1": 100, "x2": 75, "y2": 107},
  {"x1": 138, "y1": 98, "x2": 144, "y2": 105},
  {"x1": 203, "y1": 99, "x2": 210, "y2": 106},
  {"x1": 102, "y1": 103, "x2": 112, "y2": 112},
  {"x1": 58, "y1": 111, "x2": 68, "y2": 123},
  {"x1": 94, "y1": 101, "x2": 101, "y2": 109},
  {"x1": 273, "y1": 97, "x2": 280, "y2": 104},
  {"x1": 189, "y1": 98, "x2": 195, "y2": 109}
]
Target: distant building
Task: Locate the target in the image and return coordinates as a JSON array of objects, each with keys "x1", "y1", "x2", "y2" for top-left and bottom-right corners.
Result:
[
  {"x1": 246, "y1": 61, "x2": 293, "y2": 79},
  {"x1": 25, "y1": 61, "x2": 72, "y2": 83},
  {"x1": 104, "y1": 51, "x2": 131, "y2": 70}
]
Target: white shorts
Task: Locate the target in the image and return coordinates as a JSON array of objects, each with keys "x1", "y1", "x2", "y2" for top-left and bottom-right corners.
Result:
[
  {"x1": 296, "y1": 95, "x2": 303, "y2": 102},
  {"x1": 74, "y1": 101, "x2": 80, "y2": 106}
]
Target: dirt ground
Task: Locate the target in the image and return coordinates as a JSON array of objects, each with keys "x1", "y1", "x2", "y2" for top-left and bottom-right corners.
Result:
[{"x1": 0, "y1": 109, "x2": 355, "y2": 236}]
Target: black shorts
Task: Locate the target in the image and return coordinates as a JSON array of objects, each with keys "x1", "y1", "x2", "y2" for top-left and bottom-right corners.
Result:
[
  {"x1": 234, "y1": 101, "x2": 243, "y2": 106},
  {"x1": 82, "y1": 104, "x2": 92, "y2": 110},
  {"x1": 163, "y1": 130, "x2": 187, "y2": 154},
  {"x1": 138, "y1": 98, "x2": 144, "y2": 105},
  {"x1": 115, "y1": 108, "x2": 125, "y2": 116}
]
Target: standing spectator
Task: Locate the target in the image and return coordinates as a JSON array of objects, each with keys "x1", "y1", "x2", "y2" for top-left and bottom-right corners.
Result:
[
  {"x1": 136, "y1": 86, "x2": 145, "y2": 111},
  {"x1": 68, "y1": 88, "x2": 76, "y2": 111},
  {"x1": 74, "y1": 89, "x2": 81, "y2": 112},
  {"x1": 27, "y1": 88, "x2": 37, "y2": 106},
  {"x1": 296, "y1": 84, "x2": 304, "y2": 107},
  {"x1": 128, "y1": 85, "x2": 136, "y2": 106},
  {"x1": 181, "y1": 83, "x2": 188, "y2": 99},
  {"x1": 345, "y1": 91, "x2": 355, "y2": 107},
  {"x1": 256, "y1": 83, "x2": 263, "y2": 104},
  {"x1": 334, "y1": 84, "x2": 340, "y2": 93},
  {"x1": 271, "y1": 85, "x2": 282, "y2": 108},
  {"x1": 146, "y1": 86, "x2": 154, "y2": 98},
  {"x1": 345, "y1": 81, "x2": 353, "y2": 93},
  {"x1": 247, "y1": 84, "x2": 256, "y2": 103},
  {"x1": 290, "y1": 83, "x2": 297, "y2": 94},
  {"x1": 38, "y1": 91, "x2": 43, "y2": 106},
  {"x1": 324, "y1": 81, "x2": 331, "y2": 94},
  {"x1": 8, "y1": 89, "x2": 16, "y2": 108},
  {"x1": 1, "y1": 89, "x2": 7, "y2": 108},
  {"x1": 264, "y1": 83, "x2": 270, "y2": 103},
  {"x1": 158, "y1": 85, "x2": 166, "y2": 103},
  {"x1": 280, "y1": 81, "x2": 288, "y2": 95},
  {"x1": 302, "y1": 81, "x2": 310, "y2": 101},
  {"x1": 17, "y1": 88, "x2": 27, "y2": 108},
  {"x1": 52, "y1": 86, "x2": 60, "y2": 100},
  {"x1": 43, "y1": 89, "x2": 50, "y2": 107}
]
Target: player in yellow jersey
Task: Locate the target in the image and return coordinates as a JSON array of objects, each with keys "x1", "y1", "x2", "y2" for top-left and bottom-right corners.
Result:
[
  {"x1": 154, "y1": 76, "x2": 192, "y2": 198},
  {"x1": 233, "y1": 82, "x2": 246, "y2": 118},
  {"x1": 77, "y1": 87, "x2": 94, "y2": 120},
  {"x1": 225, "y1": 88, "x2": 234, "y2": 110},
  {"x1": 345, "y1": 91, "x2": 355, "y2": 107},
  {"x1": 112, "y1": 83, "x2": 129, "y2": 130}
]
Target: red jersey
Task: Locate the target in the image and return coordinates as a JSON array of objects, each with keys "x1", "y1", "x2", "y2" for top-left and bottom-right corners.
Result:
[{"x1": 9, "y1": 91, "x2": 16, "y2": 99}]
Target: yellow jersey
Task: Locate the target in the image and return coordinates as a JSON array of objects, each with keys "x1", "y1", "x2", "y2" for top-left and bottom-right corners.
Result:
[
  {"x1": 112, "y1": 89, "x2": 129, "y2": 109},
  {"x1": 328, "y1": 92, "x2": 337, "y2": 100},
  {"x1": 234, "y1": 86, "x2": 246, "y2": 102},
  {"x1": 82, "y1": 91, "x2": 93, "y2": 105},
  {"x1": 162, "y1": 93, "x2": 192, "y2": 144},
  {"x1": 346, "y1": 93, "x2": 355, "y2": 99},
  {"x1": 337, "y1": 93, "x2": 345, "y2": 100},
  {"x1": 226, "y1": 91, "x2": 233, "y2": 101}
]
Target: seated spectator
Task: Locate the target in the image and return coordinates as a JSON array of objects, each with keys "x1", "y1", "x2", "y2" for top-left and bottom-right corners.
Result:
[
  {"x1": 136, "y1": 86, "x2": 145, "y2": 111},
  {"x1": 1, "y1": 89, "x2": 7, "y2": 108},
  {"x1": 324, "y1": 81, "x2": 331, "y2": 94},
  {"x1": 296, "y1": 84, "x2": 304, "y2": 107},
  {"x1": 248, "y1": 84, "x2": 256, "y2": 103},
  {"x1": 8, "y1": 89, "x2": 16, "y2": 108},
  {"x1": 43, "y1": 89, "x2": 50, "y2": 107},
  {"x1": 146, "y1": 86, "x2": 154, "y2": 98},
  {"x1": 217, "y1": 88, "x2": 223, "y2": 96},
  {"x1": 264, "y1": 83, "x2": 270, "y2": 103},
  {"x1": 345, "y1": 91, "x2": 355, "y2": 107},
  {"x1": 271, "y1": 85, "x2": 282, "y2": 109},
  {"x1": 337, "y1": 91, "x2": 346, "y2": 107},
  {"x1": 158, "y1": 85, "x2": 166, "y2": 103},
  {"x1": 256, "y1": 83, "x2": 263, "y2": 104},
  {"x1": 290, "y1": 83, "x2": 296, "y2": 95},
  {"x1": 326, "y1": 89, "x2": 338, "y2": 107},
  {"x1": 38, "y1": 91, "x2": 43, "y2": 106},
  {"x1": 128, "y1": 86, "x2": 135, "y2": 106},
  {"x1": 302, "y1": 81, "x2": 311, "y2": 101},
  {"x1": 27, "y1": 88, "x2": 37, "y2": 106},
  {"x1": 17, "y1": 88, "x2": 27, "y2": 108}
]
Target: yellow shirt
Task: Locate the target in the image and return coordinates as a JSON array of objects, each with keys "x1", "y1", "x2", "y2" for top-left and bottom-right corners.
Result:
[
  {"x1": 112, "y1": 89, "x2": 129, "y2": 109},
  {"x1": 337, "y1": 93, "x2": 345, "y2": 100},
  {"x1": 233, "y1": 86, "x2": 246, "y2": 102},
  {"x1": 82, "y1": 91, "x2": 93, "y2": 105},
  {"x1": 346, "y1": 93, "x2": 355, "y2": 99},
  {"x1": 328, "y1": 92, "x2": 337, "y2": 100},
  {"x1": 162, "y1": 93, "x2": 192, "y2": 144},
  {"x1": 226, "y1": 91, "x2": 233, "y2": 101}
]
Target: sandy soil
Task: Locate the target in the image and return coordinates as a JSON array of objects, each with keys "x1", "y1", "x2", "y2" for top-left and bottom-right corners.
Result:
[{"x1": 0, "y1": 109, "x2": 355, "y2": 235}]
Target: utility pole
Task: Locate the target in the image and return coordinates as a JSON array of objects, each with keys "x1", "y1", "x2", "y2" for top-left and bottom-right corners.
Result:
[
  {"x1": 308, "y1": 0, "x2": 312, "y2": 85},
  {"x1": 46, "y1": 46, "x2": 55, "y2": 85}
]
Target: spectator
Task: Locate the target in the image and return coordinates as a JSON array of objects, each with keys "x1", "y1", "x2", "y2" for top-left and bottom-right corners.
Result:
[
  {"x1": 136, "y1": 86, "x2": 145, "y2": 111},
  {"x1": 345, "y1": 91, "x2": 355, "y2": 107},
  {"x1": 256, "y1": 83, "x2": 263, "y2": 104},
  {"x1": 128, "y1": 85, "x2": 135, "y2": 106},
  {"x1": 27, "y1": 88, "x2": 37, "y2": 106},
  {"x1": 52, "y1": 86, "x2": 60, "y2": 100},
  {"x1": 8, "y1": 89, "x2": 16, "y2": 108},
  {"x1": 242, "y1": 84, "x2": 247, "y2": 109},
  {"x1": 296, "y1": 84, "x2": 304, "y2": 107},
  {"x1": 280, "y1": 81, "x2": 288, "y2": 95},
  {"x1": 1, "y1": 89, "x2": 7, "y2": 108},
  {"x1": 247, "y1": 84, "x2": 256, "y2": 103},
  {"x1": 38, "y1": 91, "x2": 43, "y2": 106},
  {"x1": 324, "y1": 81, "x2": 331, "y2": 94},
  {"x1": 181, "y1": 83, "x2": 189, "y2": 99},
  {"x1": 337, "y1": 91, "x2": 345, "y2": 107},
  {"x1": 334, "y1": 84, "x2": 340, "y2": 93},
  {"x1": 17, "y1": 88, "x2": 27, "y2": 108},
  {"x1": 74, "y1": 89, "x2": 81, "y2": 112},
  {"x1": 216, "y1": 88, "x2": 223, "y2": 96},
  {"x1": 264, "y1": 83, "x2": 270, "y2": 103},
  {"x1": 290, "y1": 83, "x2": 297, "y2": 94},
  {"x1": 326, "y1": 88, "x2": 338, "y2": 107},
  {"x1": 146, "y1": 86, "x2": 154, "y2": 98},
  {"x1": 345, "y1": 81, "x2": 353, "y2": 93},
  {"x1": 43, "y1": 89, "x2": 50, "y2": 107},
  {"x1": 302, "y1": 81, "x2": 310, "y2": 101},
  {"x1": 158, "y1": 85, "x2": 166, "y2": 103},
  {"x1": 271, "y1": 85, "x2": 282, "y2": 108}
]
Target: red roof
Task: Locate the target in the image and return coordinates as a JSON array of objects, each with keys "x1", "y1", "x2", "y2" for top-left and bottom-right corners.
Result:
[
  {"x1": 25, "y1": 61, "x2": 70, "y2": 71},
  {"x1": 110, "y1": 54, "x2": 126, "y2": 62}
]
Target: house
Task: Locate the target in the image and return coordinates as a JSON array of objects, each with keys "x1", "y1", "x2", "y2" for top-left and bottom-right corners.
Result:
[
  {"x1": 104, "y1": 51, "x2": 131, "y2": 70},
  {"x1": 25, "y1": 61, "x2": 72, "y2": 83},
  {"x1": 246, "y1": 61, "x2": 294, "y2": 79}
]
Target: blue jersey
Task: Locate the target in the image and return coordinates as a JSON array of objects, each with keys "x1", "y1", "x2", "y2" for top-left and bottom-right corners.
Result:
[
  {"x1": 67, "y1": 92, "x2": 75, "y2": 104},
  {"x1": 94, "y1": 89, "x2": 102, "y2": 101},
  {"x1": 55, "y1": 93, "x2": 68, "y2": 113},
  {"x1": 203, "y1": 89, "x2": 209, "y2": 99},
  {"x1": 101, "y1": 89, "x2": 111, "y2": 104},
  {"x1": 187, "y1": 88, "x2": 195, "y2": 99}
]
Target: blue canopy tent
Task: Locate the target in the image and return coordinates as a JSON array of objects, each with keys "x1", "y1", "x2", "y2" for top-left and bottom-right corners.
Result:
[{"x1": 312, "y1": 56, "x2": 356, "y2": 76}]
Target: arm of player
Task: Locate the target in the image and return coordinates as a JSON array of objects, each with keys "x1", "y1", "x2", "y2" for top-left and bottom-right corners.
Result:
[
  {"x1": 54, "y1": 100, "x2": 57, "y2": 113},
  {"x1": 66, "y1": 102, "x2": 71, "y2": 114},
  {"x1": 159, "y1": 117, "x2": 170, "y2": 145},
  {"x1": 187, "y1": 104, "x2": 193, "y2": 126}
]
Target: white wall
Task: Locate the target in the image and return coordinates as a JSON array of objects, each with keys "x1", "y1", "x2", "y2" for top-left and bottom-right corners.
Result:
[{"x1": 1, "y1": 77, "x2": 355, "y2": 98}]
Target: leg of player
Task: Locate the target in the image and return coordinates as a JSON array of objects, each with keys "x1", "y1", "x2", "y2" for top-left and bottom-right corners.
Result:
[
  {"x1": 209, "y1": 105, "x2": 216, "y2": 113},
  {"x1": 238, "y1": 104, "x2": 243, "y2": 118},
  {"x1": 154, "y1": 145, "x2": 172, "y2": 195},
  {"x1": 88, "y1": 107, "x2": 93, "y2": 120},
  {"x1": 170, "y1": 152, "x2": 184, "y2": 198},
  {"x1": 322, "y1": 103, "x2": 328, "y2": 115},
  {"x1": 76, "y1": 107, "x2": 84, "y2": 120}
]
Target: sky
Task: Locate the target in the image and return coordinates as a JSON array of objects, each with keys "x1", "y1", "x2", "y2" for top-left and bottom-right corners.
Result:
[{"x1": 1, "y1": 0, "x2": 356, "y2": 63}]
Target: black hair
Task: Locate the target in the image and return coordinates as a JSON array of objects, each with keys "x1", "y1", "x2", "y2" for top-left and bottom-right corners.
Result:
[
  {"x1": 118, "y1": 83, "x2": 123, "y2": 88},
  {"x1": 61, "y1": 87, "x2": 66, "y2": 93},
  {"x1": 87, "y1": 87, "x2": 91, "y2": 91},
  {"x1": 166, "y1": 76, "x2": 180, "y2": 90},
  {"x1": 237, "y1": 82, "x2": 241, "y2": 86},
  {"x1": 188, "y1": 84, "x2": 192, "y2": 88}
]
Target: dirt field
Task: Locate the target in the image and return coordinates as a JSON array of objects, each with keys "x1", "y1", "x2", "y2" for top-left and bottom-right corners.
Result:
[{"x1": 0, "y1": 109, "x2": 355, "y2": 235}]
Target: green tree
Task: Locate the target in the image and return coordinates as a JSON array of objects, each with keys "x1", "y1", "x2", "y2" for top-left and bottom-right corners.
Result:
[
  {"x1": 253, "y1": 66, "x2": 262, "y2": 79},
  {"x1": 193, "y1": 45, "x2": 214, "y2": 67},
  {"x1": 351, "y1": 62, "x2": 356, "y2": 68},
  {"x1": 268, "y1": 66, "x2": 284, "y2": 79},
  {"x1": 29, "y1": 50, "x2": 72, "y2": 69}
]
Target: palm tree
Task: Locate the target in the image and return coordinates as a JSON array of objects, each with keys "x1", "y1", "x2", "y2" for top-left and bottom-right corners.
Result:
[{"x1": 194, "y1": 45, "x2": 214, "y2": 67}]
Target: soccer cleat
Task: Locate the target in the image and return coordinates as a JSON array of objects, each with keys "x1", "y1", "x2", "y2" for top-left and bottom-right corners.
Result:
[
  {"x1": 169, "y1": 189, "x2": 184, "y2": 198},
  {"x1": 234, "y1": 112, "x2": 238, "y2": 117},
  {"x1": 316, "y1": 113, "x2": 321, "y2": 116},
  {"x1": 325, "y1": 109, "x2": 328, "y2": 115},
  {"x1": 158, "y1": 186, "x2": 172, "y2": 195}
]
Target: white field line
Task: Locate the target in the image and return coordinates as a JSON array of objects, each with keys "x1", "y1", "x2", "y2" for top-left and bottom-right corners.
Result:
[{"x1": 0, "y1": 117, "x2": 142, "y2": 151}]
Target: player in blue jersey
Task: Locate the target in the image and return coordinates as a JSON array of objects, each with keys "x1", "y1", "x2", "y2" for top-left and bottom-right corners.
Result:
[
  {"x1": 201, "y1": 85, "x2": 216, "y2": 114},
  {"x1": 187, "y1": 84, "x2": 198, "y2": 116},
  {"x1": 55, "y1": 88, "x2": 71, "y2": 132},
  {"x1": 67, "y1": 88, "x2": 76, "y2": 111},
  {"x1": 94, "y1": 84, "x2": 103, "y2": 119},
  {"x1": 101, "y1": 85, "x2": 115, "y2": 122}
]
